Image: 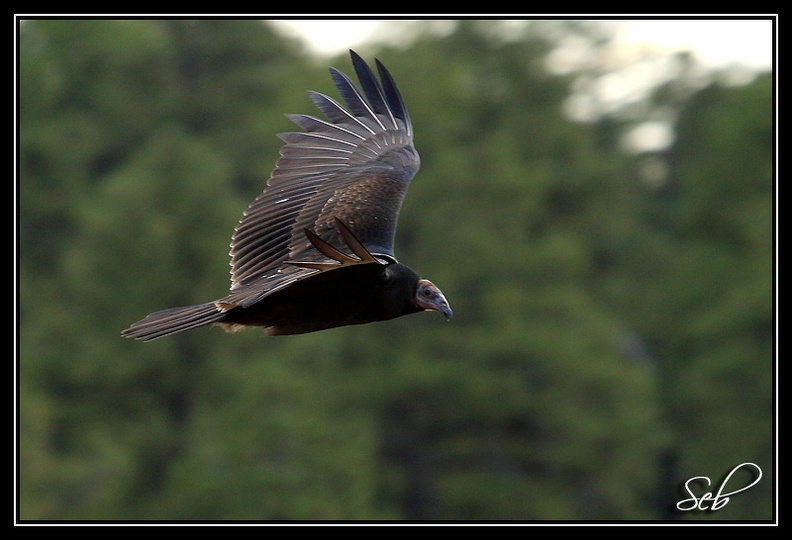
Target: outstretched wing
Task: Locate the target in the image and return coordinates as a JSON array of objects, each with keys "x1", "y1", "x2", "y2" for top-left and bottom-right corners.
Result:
[{"x1": 228, "y1": 50, "x2": 419, "y2": 296}]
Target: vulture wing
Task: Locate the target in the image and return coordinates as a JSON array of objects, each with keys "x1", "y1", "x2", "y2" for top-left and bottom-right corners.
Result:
[{"x1": 225, "y1": 50, "x2": 419, "y2": 308}]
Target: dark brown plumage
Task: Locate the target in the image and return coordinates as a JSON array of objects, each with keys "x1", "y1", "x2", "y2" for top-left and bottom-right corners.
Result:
[{"x1": 122, "y1": 50, "x2": 451, "y2": 341}]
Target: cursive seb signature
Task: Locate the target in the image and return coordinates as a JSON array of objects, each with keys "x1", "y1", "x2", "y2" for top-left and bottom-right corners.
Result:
[{"x1": 676, "y1": 462, "x2": 763, "y2": 512}]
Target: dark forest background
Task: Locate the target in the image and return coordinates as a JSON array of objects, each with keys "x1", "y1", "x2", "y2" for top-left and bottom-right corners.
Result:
[{"x1": 17, "y1": 19, "x2": 774, "y2": 521}]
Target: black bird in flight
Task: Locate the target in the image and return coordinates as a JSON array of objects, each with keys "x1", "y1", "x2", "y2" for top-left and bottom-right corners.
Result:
[{"x1": 123, "y1": 50, "x2": 451, "y2": 341}]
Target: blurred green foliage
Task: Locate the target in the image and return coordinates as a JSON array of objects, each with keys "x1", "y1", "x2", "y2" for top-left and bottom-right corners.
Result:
[{"x1": 17, "y1": 19, "x2": 773, "y2": 521}]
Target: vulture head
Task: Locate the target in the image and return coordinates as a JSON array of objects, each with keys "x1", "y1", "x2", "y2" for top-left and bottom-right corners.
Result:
[{"x1": 415, "y1": 279, "x2": 453, "y2": 320}]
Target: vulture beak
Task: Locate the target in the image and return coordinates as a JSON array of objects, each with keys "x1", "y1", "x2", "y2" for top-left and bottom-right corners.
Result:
[{"x1": 415, "y1": 279, "x2": 453, "y2": 320}]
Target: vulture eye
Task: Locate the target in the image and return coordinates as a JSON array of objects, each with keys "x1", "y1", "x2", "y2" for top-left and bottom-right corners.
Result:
[{"x1": 421, "y1": 288, "x2": 436, "y2": 300}]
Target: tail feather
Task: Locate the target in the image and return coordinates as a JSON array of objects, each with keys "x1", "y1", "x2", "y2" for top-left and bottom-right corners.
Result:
[{"x1": 122, "y1": 302, "x2": 226, "y2": 341}]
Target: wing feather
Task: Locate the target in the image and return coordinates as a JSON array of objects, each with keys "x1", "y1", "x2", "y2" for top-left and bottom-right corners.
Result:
[
  {"x1": 350, "y1": 50, "x2": 398, "y2": 130},
  {"x1": 329, "y1": 67, "x2": 387, "y2": 132}
]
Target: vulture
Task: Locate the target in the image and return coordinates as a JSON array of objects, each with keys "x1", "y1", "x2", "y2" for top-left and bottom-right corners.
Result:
[{"x1": 122, "y1": 50, "x2": 451, "y2": 341}]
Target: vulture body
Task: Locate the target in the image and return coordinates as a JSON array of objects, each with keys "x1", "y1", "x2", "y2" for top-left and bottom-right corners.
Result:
[{"x1": 123, "y1": 51, "x2": 451, "y2": 341}]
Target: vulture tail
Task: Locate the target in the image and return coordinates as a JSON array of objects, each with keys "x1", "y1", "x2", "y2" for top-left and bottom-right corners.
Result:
[{"x1": 122, "y1": 302, "x2": 226, "y2": 341}]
